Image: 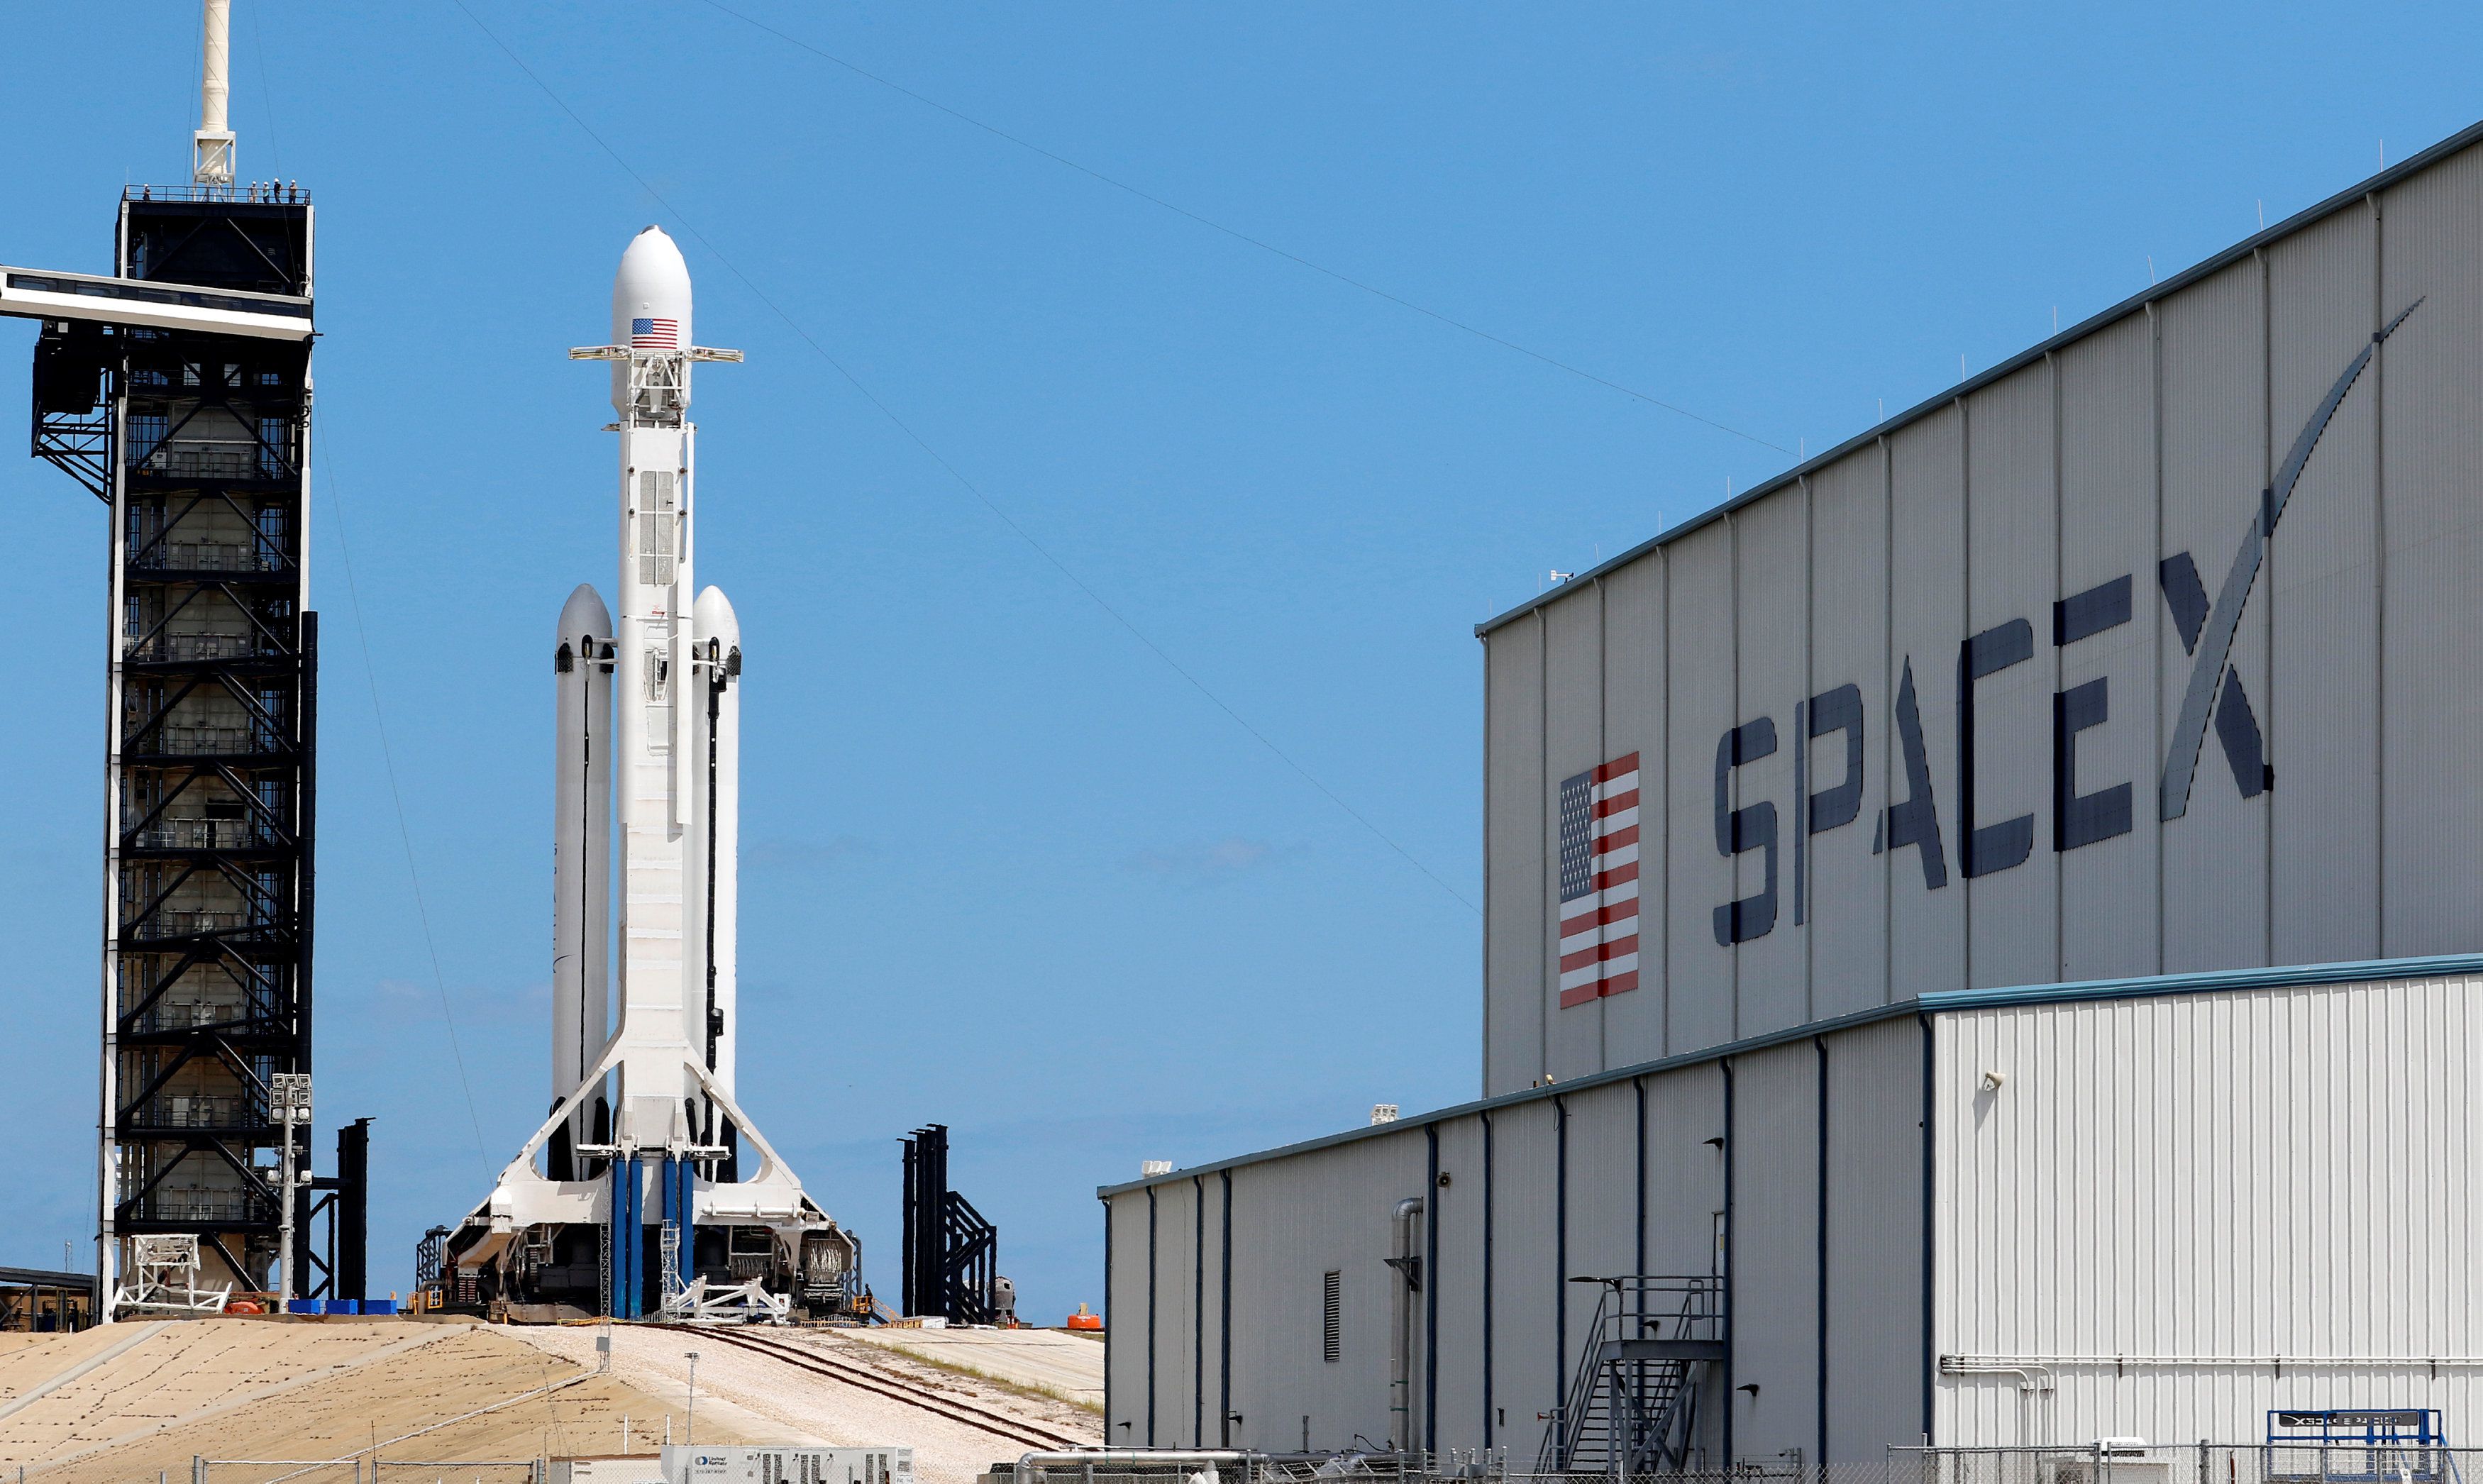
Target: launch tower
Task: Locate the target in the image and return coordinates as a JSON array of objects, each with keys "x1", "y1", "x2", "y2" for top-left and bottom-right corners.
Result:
[{"x1": 6, "y1": 0, "x2": 318, "y2": 1312}]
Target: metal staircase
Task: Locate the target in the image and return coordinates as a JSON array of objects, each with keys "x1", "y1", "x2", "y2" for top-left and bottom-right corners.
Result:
[{"x1": 1537, "y1": 1275, "x2": 1723, "y2": 1477}]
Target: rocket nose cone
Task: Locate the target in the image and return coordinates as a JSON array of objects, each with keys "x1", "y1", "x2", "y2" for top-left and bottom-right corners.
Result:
[
  {"x1": 557, "y1": 583, "x2": 612, "y2": 650},
  {"x1": 610, "y1": 225, "x2": 692, "y2": 347},
  {"x1": 692, "y1": 585, "x2": 741, "y2": 650}
]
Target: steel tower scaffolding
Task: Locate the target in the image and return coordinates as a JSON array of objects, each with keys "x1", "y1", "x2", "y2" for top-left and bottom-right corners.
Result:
[{"x1": 26, "y1": 183, "x2": 316, "y2": 1309}]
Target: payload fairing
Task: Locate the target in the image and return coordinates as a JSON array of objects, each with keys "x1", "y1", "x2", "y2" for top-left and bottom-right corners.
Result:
[{"x1": 446, "y1": 228, "x2": 856, "y2": 1320}]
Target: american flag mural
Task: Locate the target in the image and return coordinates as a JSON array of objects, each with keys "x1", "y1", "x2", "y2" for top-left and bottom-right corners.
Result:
[
  {"x1": 1556, "y1": 751, "x2": 1641, "y2": 1007},
  {"x1": 631, "y1": 316, "x2": 680, "y2": 350}
]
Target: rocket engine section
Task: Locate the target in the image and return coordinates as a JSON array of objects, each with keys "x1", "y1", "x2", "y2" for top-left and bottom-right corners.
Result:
[{"x1": 442, "y1": 228, "x2": 859, "y2": 1322}]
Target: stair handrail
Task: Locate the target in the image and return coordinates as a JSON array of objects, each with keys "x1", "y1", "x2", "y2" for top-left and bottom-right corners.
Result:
[{"x1": 1537, "y1": 1274, "x2": 1722, "y2": 1475}]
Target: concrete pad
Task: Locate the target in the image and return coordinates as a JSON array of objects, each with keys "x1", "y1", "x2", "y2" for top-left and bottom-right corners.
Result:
[
  {"x1": 510, "y1": 1326, "x2": 1094, "y2": 1484},
  {"x1": 0, "y1": 1322, "x2": 744, "y2": 1484},
  {"x1": 837, "y1": 1331, "x2": 1102, "y2": 1412}
]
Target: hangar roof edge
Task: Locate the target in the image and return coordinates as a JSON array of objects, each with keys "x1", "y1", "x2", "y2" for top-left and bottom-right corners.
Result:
[
  {"x1": 1472, "y1": 114, "x2": 2483, "y2": 641},
  {"x1": 1098, "y1": 950, "x2": 2483, "y2": 1197}
]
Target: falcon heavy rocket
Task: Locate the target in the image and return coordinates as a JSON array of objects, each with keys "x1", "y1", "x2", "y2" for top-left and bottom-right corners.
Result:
[{"x1": 442, "y1": 228, "x2": 857, "y2": 1320}]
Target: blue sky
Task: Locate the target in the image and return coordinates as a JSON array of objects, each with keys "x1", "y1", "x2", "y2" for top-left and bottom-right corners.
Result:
[{"x1": 0, "y1": 3, "x2": 2475, "y2": 1321}]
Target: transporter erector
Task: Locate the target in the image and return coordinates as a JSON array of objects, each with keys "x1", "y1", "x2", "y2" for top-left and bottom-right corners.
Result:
[{"x1": 446, "y1": 228, "x2": 858, "y2": 1320}]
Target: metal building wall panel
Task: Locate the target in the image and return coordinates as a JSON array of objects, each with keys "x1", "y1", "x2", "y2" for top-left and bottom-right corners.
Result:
[
  {"x1": 1151, "y1": 1178, "x2": 1202, "y2": 1445},
  {"x1": 1106, "y1": 1189, "x2": 1154, "y2": 1439},
  {"x1": 2155, "y1": 260, "x2": 2270, "y2": 973},
  {"x1": 2054, "y1": 314, "x2": 2161, "y2": 981},
  {"x1": 1546, "y1": 592, "x2": 1610, "y2": 1081},
  {"x1": 1201, "y1": 1173, "x2": 1229, "y2": 1447},
  {"x1": 1642, "y1": 1060, "x2": 1730, "y2": 1464},
  {"x1": 1486, "y1": 617, "x2": 1547, "y2": 1095},
  {"x1": 1559, "y1": 1080, "x2": 1643, "y2": 1394},
  {"x1": 2264, "y1": 205, "x2": 2382, "y2": 965},
  {"x1": 1222, "y1": 1156, "x2": 1321, "y2": 1451},
  {"x1": 1731, "y1": 487, "x2": 1811, "y2": 1036},
  {"x1": 1933, "y1": 971, "x2": 2482, "y2": 1445},
  {"x1": 1666, "y1": 522, "x2": 1740, "y2": 1052},
  {"x1": 1479, "y1": 135, "x2": 2483, "y2": 1072},
  {"x1": 2375, "y1": 148, "x2": 2483, "y2": 955},
  {"x1": 1804, "y1": 449, "x2": 1891, "y2": 1018},
  {"x1": 1329, "y1": 1131, "x2": 1436, "y2": 1453},
  {"x1": 1431, "y1": 1115, "x2": 1490, "y2": 1451},
  {"x1": 1642, "y1": 1061, "x2": 1729, "y2": 1273},
  {"x1": 1823, "y1": 1014, "x2": 1926, "y2": 1461},
  {"x1": 1886, "y1": 408, "x2": 1968, "y2": 996},
  {"x1": 1601, "y1": 557, "x2": 1671, "y2": 1059},
  {"x1": 1727, "y1": 1042, "x2": 1820, "y2": 1459},
  {"x1": 1486, "y1": 1098, "x2": 1562, "y2": 1453},
  {"x1": 1224, "y1": 1131, "x2": 1430, "y2": 1453},
  {"x1": 1961, "y1": 366, "x2": 2059, "y2": 990}
]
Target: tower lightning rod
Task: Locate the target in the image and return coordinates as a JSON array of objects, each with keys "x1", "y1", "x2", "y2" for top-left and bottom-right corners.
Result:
[{"x1": 194, "y1": 0, "x2": 235, "y2": 187}]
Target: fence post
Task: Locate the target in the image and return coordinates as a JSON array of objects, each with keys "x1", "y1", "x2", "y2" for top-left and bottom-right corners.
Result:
[{"x1": 2201, "y1": 1438, "x2": 2210, "y2": 1484}]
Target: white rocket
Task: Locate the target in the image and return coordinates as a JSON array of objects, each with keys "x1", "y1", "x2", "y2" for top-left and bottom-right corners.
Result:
[{"x1": 450, "y1": 228, "x2": 851, "y2": 1319}]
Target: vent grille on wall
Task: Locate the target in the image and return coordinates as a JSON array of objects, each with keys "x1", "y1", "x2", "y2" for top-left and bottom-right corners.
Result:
[{"x1": 1322, "y1": 1269, "x2": 1341, "y2": 1363}]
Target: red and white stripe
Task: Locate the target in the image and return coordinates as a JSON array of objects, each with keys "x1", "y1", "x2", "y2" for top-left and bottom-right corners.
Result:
[{"x1": 1559, "y1": 753, "x2": 1641, "y2": 1008}]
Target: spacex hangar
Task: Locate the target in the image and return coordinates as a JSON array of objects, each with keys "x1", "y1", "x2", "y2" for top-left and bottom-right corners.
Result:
[{"x1": 1102, "y1": 122, "x2": 2483, "y2": 1461}]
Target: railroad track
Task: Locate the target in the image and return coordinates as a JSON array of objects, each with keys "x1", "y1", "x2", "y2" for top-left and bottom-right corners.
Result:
[{"x1": 679, "y1": 1325, "x2": 1092, "y2": 1451}]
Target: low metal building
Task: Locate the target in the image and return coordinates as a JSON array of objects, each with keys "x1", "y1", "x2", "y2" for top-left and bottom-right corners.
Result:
[
  {"x1": 1102, "y1": 118, "x2": 2483, "y2": 1459},
  {"x1": 1105, "y1": 960, "x2": 2483, "y2": 1461}
]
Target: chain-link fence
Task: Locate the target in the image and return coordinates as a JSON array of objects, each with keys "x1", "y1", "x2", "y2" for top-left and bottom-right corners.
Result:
[
  {"x1": 1896, "y1": 1443, "x2": 2472, "y2": 1484},
  {"x1": 995, "y1": 1446, "x2": 2483, "y2": 1484},
  {"x1": 1495, "y1": 1442, "x2": 2479, "y2": 1484},
  {"x1": 197, "y1": 1457, "x2": 541, "y2": 1484},
  {"x1": 196, "y1": 1461, "x2": 366, "y2": 1484}
]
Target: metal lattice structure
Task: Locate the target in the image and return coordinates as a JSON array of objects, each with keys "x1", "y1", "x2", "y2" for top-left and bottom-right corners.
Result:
[
  {"x1": 901, "y1": 1123, "x2": 1000, "y2": 1324},
  {"x1": 28, "y1": 185, "x2": 319, "y2": 1308},
  {"x1": 113, "y1": 1232, "x2": 230, "y2": 1315}
]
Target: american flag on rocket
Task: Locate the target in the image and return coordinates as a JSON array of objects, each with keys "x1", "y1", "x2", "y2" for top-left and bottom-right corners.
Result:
[
  {"x1": 1556, "y1": 752, "x2": 1641, "y2": 1007},
  {"x1": 631, "y1": 316, "x2": 680, "y2": 350}
]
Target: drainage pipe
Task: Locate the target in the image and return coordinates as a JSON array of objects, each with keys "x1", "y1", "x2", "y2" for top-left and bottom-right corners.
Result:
[
  {"x1": 1388, "y1": 1197, "x2": 1425, "y2": 1452},
  {"x1": 1012, "y1": 1452, "x2": 1263, "y2": 1484}
]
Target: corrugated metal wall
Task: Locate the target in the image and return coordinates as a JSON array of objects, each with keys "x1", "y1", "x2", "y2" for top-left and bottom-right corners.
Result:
[
  {"x1": 1667, "y1": 519, "x2": 1739, "y2": 1057},
  {"x1": 2375, "y1": 143, "x2": 2483, "y2": 956},
  {"x1": 1223, "y1": 1129, "x2": 1429, "y2": 1453},
  {"x1": 1103, "y1": 1017, "x2": 1924, "y2": 1461},
  {"x1": 1108, "y1": 970, "x2": 2476, "y2": 1453},
  {"x1": 1934, "y1": 971, "x2": 2483, "y2": 1444},
  {"x1": 1806, "y1": 448, "x2": 1892, "y2": 1018},
  {"x1": 2156, "y1": 257, "x2": 2268, "y2": 974},
  {"x1": 1151, "y1": 1178, "x2": 1202, "y2": 1445},
  {"x1": 1106, "y1": 1186, "x2": 1153, "y2": 1442},
  {"x1": 1730, "y1": 1042, "x2": 1823, "y2": 1461},
  {"x1": 1825, "y1": 1015, "x2": 1928, "y2": 1455},
  {"x1": 1605, "y1": 558, "x2": 1672, "y2": 1060},
  {"x1": 1479, "y1": 133, "x2": 2483, "y2": 1098},
  {"x1": 1486, "y1": 1097, "x2": 1561, "y2": 1447},
  {"x1": 1484, "y1": 611, "x2": 1544, "y2": 1097},
  {"x1": 2054, "y1": 313, "x2": 2158, "y2": 982}
]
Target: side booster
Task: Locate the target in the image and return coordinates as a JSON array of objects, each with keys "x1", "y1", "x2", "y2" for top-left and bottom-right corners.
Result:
[{"x1": 446, "y1": 228, "x2": 859, "y2": 1321}]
